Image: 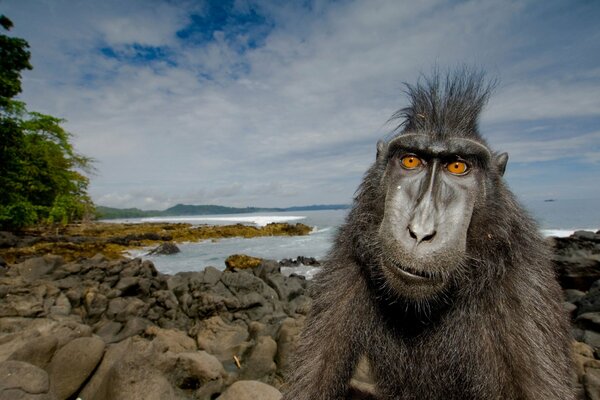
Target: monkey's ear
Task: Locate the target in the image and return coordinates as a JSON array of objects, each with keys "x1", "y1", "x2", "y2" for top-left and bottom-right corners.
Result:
[
  {"x1": 376, "y1": 140, "x2": 387, "y2": 161},
  {"x1": 495, "y1": 152, "x2": 508, "y2": 176}
]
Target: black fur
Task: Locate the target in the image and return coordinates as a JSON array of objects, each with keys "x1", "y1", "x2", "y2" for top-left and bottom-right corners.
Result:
[{"x1": 283, "y1": 69, "x2": 574, "y2": 400}]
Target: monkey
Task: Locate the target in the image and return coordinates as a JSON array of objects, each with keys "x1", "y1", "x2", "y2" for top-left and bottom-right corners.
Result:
[{"x1": 282, "y1": 69, "x2": 575, "y2": 400}]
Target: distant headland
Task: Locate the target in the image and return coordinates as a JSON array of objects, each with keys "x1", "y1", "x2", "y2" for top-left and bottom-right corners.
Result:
[{"x1": 96, "y1": 203, "x2": 351, "y2": 220}]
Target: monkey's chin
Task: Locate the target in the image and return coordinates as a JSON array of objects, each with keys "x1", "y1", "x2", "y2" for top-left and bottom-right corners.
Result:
[{"x1": 381, "y1": 261, "x2": 448, "y2": 300}]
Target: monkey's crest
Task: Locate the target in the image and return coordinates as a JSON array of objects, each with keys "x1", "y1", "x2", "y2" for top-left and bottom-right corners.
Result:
[{"x1": 391, "y1": 68, "x2": 495, "y2": 141}]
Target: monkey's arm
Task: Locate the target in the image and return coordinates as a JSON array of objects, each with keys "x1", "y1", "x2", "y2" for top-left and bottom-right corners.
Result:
[{"x1": 282, "y1": 263, "x2": 372, "y2": 400}]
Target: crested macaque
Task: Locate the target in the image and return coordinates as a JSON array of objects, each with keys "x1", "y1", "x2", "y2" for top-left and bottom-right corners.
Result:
[{"x1": 283, "y1": 71, "x2": 574, "y2": 400}]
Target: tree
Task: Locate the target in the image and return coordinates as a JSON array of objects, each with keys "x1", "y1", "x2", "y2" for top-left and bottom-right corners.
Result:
[{"x1": 0, "y1": 15, "x2": 94, "y2": 230}]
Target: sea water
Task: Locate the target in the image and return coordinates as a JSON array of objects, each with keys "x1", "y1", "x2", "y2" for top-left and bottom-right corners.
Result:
[{"x1": 122, "y1": 199, "x2": 600, "y2": 276}]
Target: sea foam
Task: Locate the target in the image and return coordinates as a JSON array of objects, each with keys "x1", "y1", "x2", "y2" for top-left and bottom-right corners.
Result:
[{"x1": 139, "y1": 215, "x2": 306, "y2": 227}]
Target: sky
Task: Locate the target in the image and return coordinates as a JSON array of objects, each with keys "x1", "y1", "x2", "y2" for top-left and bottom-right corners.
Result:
[{"x1": 2, "y1": 0, "x2": 599, "y2": 210}]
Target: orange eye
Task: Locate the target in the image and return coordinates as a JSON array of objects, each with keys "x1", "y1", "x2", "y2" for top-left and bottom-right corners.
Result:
[
  {"x1": 401, "y1": 155, "x2": 422, "y2": 169},
  {"x1": 447, "y1": 161, "x2": 469, "y2": 175}
]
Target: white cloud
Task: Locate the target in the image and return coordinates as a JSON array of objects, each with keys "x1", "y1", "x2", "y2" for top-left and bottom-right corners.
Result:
[{"x1": 3, "y1": 0, "x2": 599, "y2": 208}]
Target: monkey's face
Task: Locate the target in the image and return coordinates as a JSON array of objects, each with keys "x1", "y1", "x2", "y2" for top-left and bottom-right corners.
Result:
[{"x1": 376, "y1": 134, "x2": 500, "y2": 300}]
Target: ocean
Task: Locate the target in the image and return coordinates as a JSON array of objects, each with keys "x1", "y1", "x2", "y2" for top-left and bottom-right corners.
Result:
[{"x1": 122, "y1": 198, "x2": 600, "y2": 276}]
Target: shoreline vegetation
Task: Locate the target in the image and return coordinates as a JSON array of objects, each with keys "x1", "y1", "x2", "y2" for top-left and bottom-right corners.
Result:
[
  {"x1": 0, "y1": 222, "x2": 312, "y2": 263},
  {"x1": 0, "y1": 225, "x2": 599, "y2": 398},
  {"x1": 95, "y1": 203, "x2": 350, "y2": 220}
]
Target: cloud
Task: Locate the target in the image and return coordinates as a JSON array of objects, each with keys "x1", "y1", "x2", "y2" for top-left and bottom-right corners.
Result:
[{"x1": 3, "y1": 0, "x2": 599, "y2": 208}]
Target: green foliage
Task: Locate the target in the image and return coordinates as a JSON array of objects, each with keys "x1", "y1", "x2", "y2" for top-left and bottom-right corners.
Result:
[{"x1": 0, "y1": 16, "x2": 94, "y2": 230}]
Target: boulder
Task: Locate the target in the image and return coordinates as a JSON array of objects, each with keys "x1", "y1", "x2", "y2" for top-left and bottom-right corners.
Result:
[
  {"x1": 195, "y1": 316, "x2": 249, "y2": 365},
  {"x1": 13, "y1": 255, "x2": 64, "y2": 283},
  {"x1": 145, "y1": 326, "x2": 196, "y2": 353},
  {"x1": 584, "y1": 365, "x2": 600, "y2": 400},
  {"x1": 85, "y1": 338, "x2": 176, "y2": 400},
  {"x1": 225, "y1": 254, "x2": 262, "y2": 270},
  {"x1": 8, "y1": 336, "x2": 58, "y2": 369},
  {"x1": 48, "y1": 336, "x2": 105, "y2": 399},
  {"x1": 216, "y1": 380, "x2": 282, "y2": 400},
  {"x1": 164, "y1": 351, "x2": 226, "y2": 399},
  {"x1": 276, "y1": 317, "x2": 305, "y2": 373},
  {"x1": 239, "y1": 336, "x2": 278, "y2": 381},
  {"x1": 0, "y1": 360, "x2": 49, "y2": 394},
  {"x1": 147, "y1": 242, "x2": 180, "y2": 256}
]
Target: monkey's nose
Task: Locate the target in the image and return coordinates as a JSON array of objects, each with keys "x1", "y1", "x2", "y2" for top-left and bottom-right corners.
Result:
[{"x1": 407, "y1": 225, "x2": 437, "y2": 244}]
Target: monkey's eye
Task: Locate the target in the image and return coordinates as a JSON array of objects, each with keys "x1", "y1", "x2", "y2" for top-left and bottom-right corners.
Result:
[
  {"x1": 446, "y1": 161, "x2": 469, "y2": 175},
  {"x1": 400, "y1": 155, "x2": 422, "y2": 170}
]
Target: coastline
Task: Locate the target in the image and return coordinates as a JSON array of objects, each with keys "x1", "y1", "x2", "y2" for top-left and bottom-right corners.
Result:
[{"x1": 0, "y1": 227, "x2": 599, "y2": 399}]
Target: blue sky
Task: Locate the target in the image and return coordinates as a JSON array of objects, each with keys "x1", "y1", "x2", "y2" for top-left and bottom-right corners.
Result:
[{"x1": 2, "y1": 0, "x2": 599, "y2": 209}]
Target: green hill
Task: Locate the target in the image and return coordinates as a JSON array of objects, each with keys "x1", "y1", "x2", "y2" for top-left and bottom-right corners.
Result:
[{"x1": 95, "y1": 203, "x2": 349, "y2": 220}]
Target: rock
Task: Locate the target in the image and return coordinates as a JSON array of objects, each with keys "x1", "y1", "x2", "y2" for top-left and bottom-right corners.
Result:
[
  {"x1": 94, "y1": 320, "x2": 123, "y2": 343},
  {"x1": 577, "y1": 312, "x2": 600, "y2": 331},
  {"x1": 204, "y1": 267, "x2": 222, "y2": 285},
  {"x1": 239, "y1": 336, "x2": 278, "y2": 381},
  {"x1": 84, "y1": 290, "x2": 108, "y2": 319},
  {"x1": 106, "y1": 297, "x2": 147, "y2": 322},
  {"x1": 85, "y1": 338, "x2": 175, "y2": 400},
  {"x1": 583, "y1": 330, "x2": 600, "y2": 351},
  {"x1": 50, "y1": 293, "x2": 71, "y2": 316},
  {"x1": 145, "y1": 326, "x2": 196, "y2": 353},
  {"x1": 13, "y1": 255, "x2": 63, "y2": 283},
  {"x1": 216, "y1": 380, "x2": 282, "y2": 400},
  {"x1": 225, "y1": 254, "x2": 262, "y2": 270},
  {"x1": 110, "y1": 317, "x2": 151, "y2": 343},
  {"x1": 265, "y1": 273, "x2": 305, "y2": 302},
  {"x1": 584, "y1": 365, "x2": 600, "y2": 400},
  {"x1": 0, "y1": 231, "x2": 18, "y2": 248},
  {"x1": 147, "y1": 242, "x2": 180, "y2": 256},
  {"x1": 577, "y1": 286, "x2": 600, "y2": 315},
  {"x1": 276, "y1": 317, "x2": 305, "y2": 373},
  {"x1": 564, "y1": 289, "x2": 586, "y2": 304},
  {"x1": 165, "y1": 351, "x2": 226, "y2": 398},
  {"x1": 79, "y1": 338, "x2": 132, "y2": 400},
  {"x1": 0, "y1": 360, "x2": 49, "y2": 394},
  {"x1": 115, "y1": 276, "x2": 150, "y2": 297},
  {"x1": 8, "y1": 336, "x2": 58, "y2": 369},
  {"x1": 48, "y1": 336, "x2": 105, "y2": 399},
  {"x1": 553, "y1": 235, "x2": 600, "y2": 291},
  {"x1": 195, "y1": 316, "x2": 249, "y2": 365}
]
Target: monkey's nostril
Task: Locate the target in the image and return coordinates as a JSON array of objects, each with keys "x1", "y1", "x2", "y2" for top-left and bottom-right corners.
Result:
[
  {"x1": 408, "y1": 227, "x2": 417, "y2": 240},
  {"x1": 422, "y1": 231, "x2": 436, "y2": 242}
]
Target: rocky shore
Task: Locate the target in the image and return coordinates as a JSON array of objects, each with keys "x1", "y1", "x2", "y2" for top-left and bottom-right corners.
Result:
[
  {"x1": 0, "y1": 228, "x2": 598, "y2": 399},
  {"x1": 0, "y1": 222, "x2": 312, "y2": 263}
]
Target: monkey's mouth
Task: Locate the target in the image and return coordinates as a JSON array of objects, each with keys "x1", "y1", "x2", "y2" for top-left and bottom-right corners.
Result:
[{"x1": 390, "y1": 262, "x2": 443, "y2": 283}]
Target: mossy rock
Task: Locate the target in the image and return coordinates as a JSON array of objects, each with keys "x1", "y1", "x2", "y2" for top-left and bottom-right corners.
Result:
[
  {"x1": 225, "y1": 254, "x2": 263, "y2": 270},
  {"x1": 0, "y1": 222, "x2": 312, "y2": 263}
]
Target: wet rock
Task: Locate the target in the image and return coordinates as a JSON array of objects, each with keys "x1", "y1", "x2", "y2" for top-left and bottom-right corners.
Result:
[{"x1": 147, "y1": 242, "x2": 180, "y2": 256}]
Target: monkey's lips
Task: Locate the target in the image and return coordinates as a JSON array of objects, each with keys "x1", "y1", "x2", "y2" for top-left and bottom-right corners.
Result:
[
  {"x1": 394, "y1": 264, "x2": 443, "y2": 282},
  {"x1": 382, "y1": 260, "x2": 447, "y2": 295}
]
